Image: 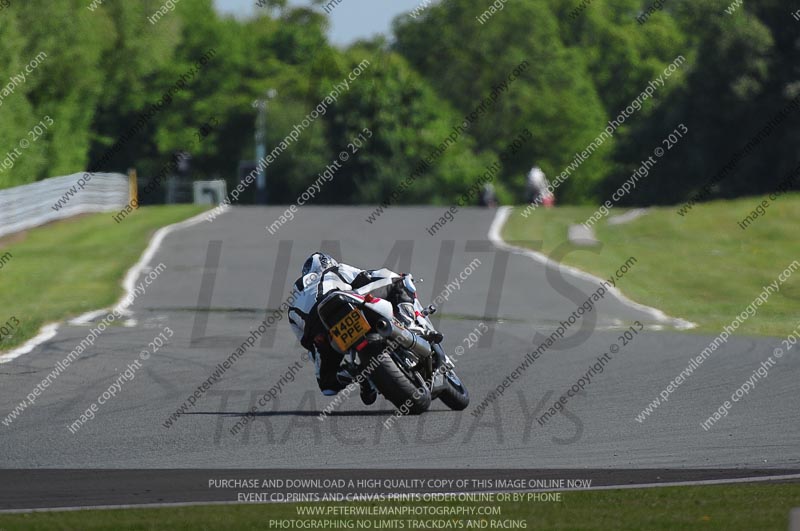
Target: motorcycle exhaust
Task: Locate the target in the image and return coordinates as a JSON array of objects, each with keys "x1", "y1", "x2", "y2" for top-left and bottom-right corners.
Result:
[{"x1": 375, "y1": 320, "x2": 432, "y2": 360}]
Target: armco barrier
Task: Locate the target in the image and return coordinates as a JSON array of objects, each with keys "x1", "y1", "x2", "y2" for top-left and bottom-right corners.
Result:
[{"x1": 0, "y1": 172, "x2": 129, "y2": 239}]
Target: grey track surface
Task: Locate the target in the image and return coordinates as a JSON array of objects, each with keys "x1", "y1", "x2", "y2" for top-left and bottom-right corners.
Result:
[{"x1": 1, "y1": 206, "x2": 798, "y2": 469}]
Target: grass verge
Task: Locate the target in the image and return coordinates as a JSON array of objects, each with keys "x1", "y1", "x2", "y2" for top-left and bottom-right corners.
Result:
[
  {"x1": 503, "y1": 195, "x2": 800, "y2": 336},
  {"x1": 0, "y1": 206, "x2": 208, "y2": 351},
  {"x1": 0, "y1": 483, "x2": 797, "y2": 530}
]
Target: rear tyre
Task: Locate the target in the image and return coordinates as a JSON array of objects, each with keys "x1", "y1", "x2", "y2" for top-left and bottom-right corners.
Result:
[{"x1": 368, "y1": 349, "x2": 431, "y2": 415}]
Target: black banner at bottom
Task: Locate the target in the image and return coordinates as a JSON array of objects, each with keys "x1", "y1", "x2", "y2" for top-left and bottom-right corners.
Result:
[{"x1": 1, "y1": 469, "x2": 798, "y2": 511}]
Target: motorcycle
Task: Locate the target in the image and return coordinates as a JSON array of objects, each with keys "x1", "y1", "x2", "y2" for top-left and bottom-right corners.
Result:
[{"x1": 315, "y1": 276, "x2": 469, "y2": 414}]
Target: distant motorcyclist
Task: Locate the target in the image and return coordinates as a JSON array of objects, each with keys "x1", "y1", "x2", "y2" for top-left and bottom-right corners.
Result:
[
  {"x1": 287, "y1": 252, "x2": 419, "y2": 404},
  {"x1": 478, "y1": 183, "x2": 497, "y2": 207},
  {"x1": 526, "y1": 165, "x2": 554, "y2": 207}
]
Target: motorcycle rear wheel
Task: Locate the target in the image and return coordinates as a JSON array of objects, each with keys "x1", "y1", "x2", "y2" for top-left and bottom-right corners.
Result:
[{"x1": 367, "y1": 347, "x2": 431, "y2": 415}]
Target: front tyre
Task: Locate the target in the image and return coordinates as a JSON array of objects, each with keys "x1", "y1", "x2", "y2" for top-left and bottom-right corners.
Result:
[
  {"x1": 438, "y1": 370, "x2": 469, "y2": 411},
  {"x1": 368, "y1": 349, "x2": 431, "y2": 415}
]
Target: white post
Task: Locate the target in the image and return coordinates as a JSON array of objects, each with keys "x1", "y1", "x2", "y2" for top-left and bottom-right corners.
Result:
[{"x1": 789, "y1": 508, "x2": 800, "y2": 531}]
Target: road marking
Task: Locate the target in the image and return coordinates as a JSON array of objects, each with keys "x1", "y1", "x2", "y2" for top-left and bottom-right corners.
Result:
[
  {"x1": 488, "y1": 206, "x2": 695, "y2": 330},
  {"x1": 608, "y1": 208, "x2": 649, "y2": 226},
  {"x1": 0, "y1": 209, "x2": 219, "y2": 363},
  {"x1": 0, "y1": 323, "x2": 59, "y2": 364}
]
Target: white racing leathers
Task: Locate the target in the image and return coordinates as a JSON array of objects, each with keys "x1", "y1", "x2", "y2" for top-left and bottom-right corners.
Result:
[{"x1": 287, "y1": 264, "x2": 403, "y2": 387}]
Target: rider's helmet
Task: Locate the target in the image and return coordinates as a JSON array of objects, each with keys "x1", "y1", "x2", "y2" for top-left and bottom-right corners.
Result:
[{"x1": 302, "y1": 252, "x2": 338, "y2": 277}]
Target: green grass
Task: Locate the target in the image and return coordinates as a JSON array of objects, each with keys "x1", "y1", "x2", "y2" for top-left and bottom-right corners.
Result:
[
  {"x1": 0, "y1": 483, "x2": 797, "y2": 530},
  {"x1": 0, "y1": 206, "x2": 208, "y2": 351},
  {"x1": 503, "y1": 195, "x2": 800, "y2": 337}
]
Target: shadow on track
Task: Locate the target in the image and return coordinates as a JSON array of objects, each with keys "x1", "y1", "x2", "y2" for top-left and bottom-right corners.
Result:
[{"x1": 185, "y1": 410, "x2": 401, "y2": 417}]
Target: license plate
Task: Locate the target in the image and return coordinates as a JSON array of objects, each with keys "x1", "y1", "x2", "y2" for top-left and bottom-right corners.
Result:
[{"x1": 329, "y1": 309, "x2": 370, "y2": 351}]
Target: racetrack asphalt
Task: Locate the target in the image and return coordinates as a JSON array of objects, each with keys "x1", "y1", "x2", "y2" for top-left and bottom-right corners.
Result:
[{"x1": 1, "y1": 206, "x2": 798, "y2": 471}]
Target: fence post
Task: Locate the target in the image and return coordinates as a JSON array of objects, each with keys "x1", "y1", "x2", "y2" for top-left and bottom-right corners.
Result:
[{"x1": 128, "y1": 168, "x2": 138, "y2": 208}]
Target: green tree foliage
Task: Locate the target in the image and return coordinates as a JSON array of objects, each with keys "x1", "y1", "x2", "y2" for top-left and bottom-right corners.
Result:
[
  {"x1": 551, "y1": 0, "x2": 688, "y2": 115},
  {"x1": 394, "y1": 0, "x2": 611, "y2": 203},
  {"x1": 0, "y1": 11, "x2": 37, "y2": 189},
  {"x1": 0, "y1": 0, "x2": 797, "y2": 209},
  {"x1": 609, "y1": 0, "x2": 778, "y2": 205},
  {"x1": 312, "y1": 45, "x2": 494, "y2": 205},
  {"x1": 0, "y1": 0, "x2": 112, "y2": 186}
]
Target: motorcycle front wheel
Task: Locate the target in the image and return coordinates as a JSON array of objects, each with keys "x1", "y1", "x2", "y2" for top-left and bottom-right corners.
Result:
[{"x1": 438, "y1": 370, "x2": 470, "y2": 411}]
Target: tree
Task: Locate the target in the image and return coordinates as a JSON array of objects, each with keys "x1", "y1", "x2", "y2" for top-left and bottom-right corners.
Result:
[
  {"x1": 609, "y1": 0, "x2": 776, "y2": 205},
  {"x1": 393, "y1": 0, "x2": 611, "y2": 203},
  {"x1": 316, "y1": 44, "x2": 496, "y2": 205}
]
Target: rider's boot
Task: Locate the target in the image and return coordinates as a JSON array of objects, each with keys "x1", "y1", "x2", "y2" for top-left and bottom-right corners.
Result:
[
  {"x1": 359, "y1": 379, "x2": 377, "y2": 405},
  {"x1": 336, "y1": 367, "x2": 376, "y2": 405},
  {"x1": 336, "y1": 368, "x2": 355, "y2": 387}
]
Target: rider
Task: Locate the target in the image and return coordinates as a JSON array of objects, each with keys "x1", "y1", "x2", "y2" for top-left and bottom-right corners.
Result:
[
  {"x1": 526, "y1": 165, "x2": 553, "y2": 206},
  {"x1": 287, "y1": 252, "x2": 419, "y2": 404}
]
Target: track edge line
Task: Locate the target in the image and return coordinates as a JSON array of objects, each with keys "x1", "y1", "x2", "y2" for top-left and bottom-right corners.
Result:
[
  {"x1": 488, "y1": 206, "x2": 696, "y2": 331},
  {"x1": 0, "y1": 208, "x2": 219, "y2": 364}
]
